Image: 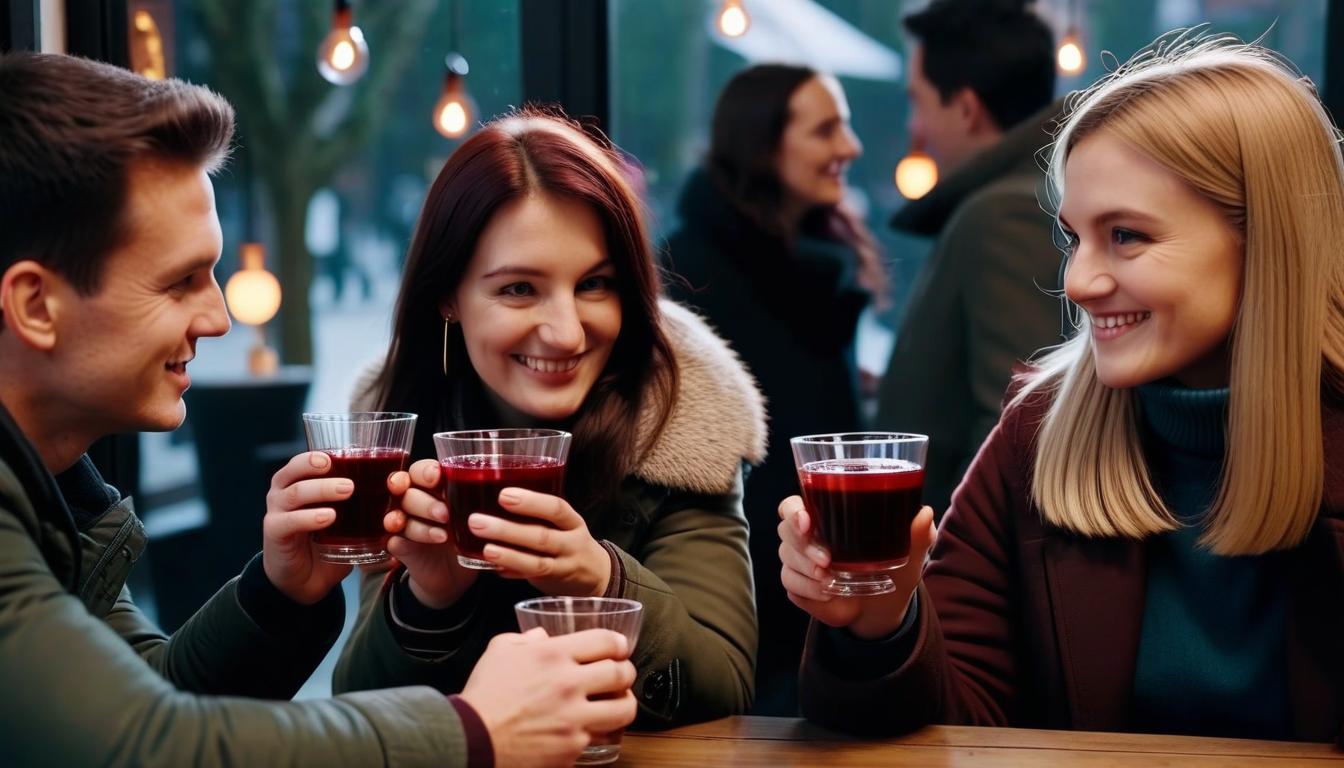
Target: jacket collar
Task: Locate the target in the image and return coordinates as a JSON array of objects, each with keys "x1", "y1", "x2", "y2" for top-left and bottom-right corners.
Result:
[
  {"x1": 890, "y1": 99, "x2": 1064, "y2": 237},
  {"x1": 0, "y1": 399, "x2": 82, "y2": 589}
]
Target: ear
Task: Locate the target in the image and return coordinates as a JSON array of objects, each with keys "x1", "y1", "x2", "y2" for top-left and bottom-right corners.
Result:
[
  {"x1": 438, "y1": 299, "x2": 457, "y2": 323},
  {"x1": 951, "y1": 87, "x2": 997, "y2": 136},
  {"x1": 0, "y1": 260, "x2": 62, "y2": 351}
]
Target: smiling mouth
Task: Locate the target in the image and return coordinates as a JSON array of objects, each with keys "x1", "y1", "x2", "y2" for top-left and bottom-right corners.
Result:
[
  {"x1": 512, "y1": 354, "x2": 582, "y2": 373},
  {"x1": 165, "y1": 359, "x2": 190, "y2": 375},
  {"x1": 1090, "y1": 311, "x2": 1151, "y2": 330}
]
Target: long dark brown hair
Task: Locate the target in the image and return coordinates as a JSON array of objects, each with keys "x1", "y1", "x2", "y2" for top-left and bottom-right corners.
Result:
[
  {"x1": 708, "y1": 64, "x2": 887, "y2": 305},
  {"x1": 370, "y1": 109, "x2": 678, "y2": 515}
]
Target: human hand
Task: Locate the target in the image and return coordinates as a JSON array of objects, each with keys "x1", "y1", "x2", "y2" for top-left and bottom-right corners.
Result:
[
  {"x1": 468, "y1": 488, "x2": 611, "y2": 597},
  {"x1": 460, "y1": 628, "x2": 637, "y2": 768},
  {"x1": 383, "y1": 458, "x2": 479, "y2": 609},
  {"x1": 777, "y1": 495, "x2": 936, "y2": 639},
  {"x1": 261, "y1": 451, "x2": 355, "y2": 605}
]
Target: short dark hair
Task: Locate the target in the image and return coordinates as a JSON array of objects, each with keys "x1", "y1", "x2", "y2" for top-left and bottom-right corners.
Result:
[
  {"x1": 0, "y1": 52, "x2": 234, "y2": 294},
  {"x1": 904, "y1": 0, "x2": 1056, "y2": 131}
]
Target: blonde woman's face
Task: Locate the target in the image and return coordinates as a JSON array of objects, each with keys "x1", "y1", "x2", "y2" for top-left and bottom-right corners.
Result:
[
  {"x1": 1058, "y1": 131, "x2": 1243, "y2": 389},
  {"x1": 448, "y1": 193, "x2": 622, "y2": 421}
]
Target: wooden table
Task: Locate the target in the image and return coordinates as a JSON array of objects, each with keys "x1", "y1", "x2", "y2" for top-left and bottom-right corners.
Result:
[{"x1": 619, "y1": 717, "x2": 1344, "y2": 766}]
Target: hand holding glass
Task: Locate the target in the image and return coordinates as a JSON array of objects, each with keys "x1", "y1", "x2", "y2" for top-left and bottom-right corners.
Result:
[
  {"x1": 303, "y1": 412, "x2": 416, "y2": 564},
  {"x1": 434, "y1": 428, "x2": 571, "y2": 570},
  {"x1": 790, "y1": 432, "x2": 929, "y2": 596},
  {"x1": 515, "y1": 597, "x2": 643, "y2": 765}
]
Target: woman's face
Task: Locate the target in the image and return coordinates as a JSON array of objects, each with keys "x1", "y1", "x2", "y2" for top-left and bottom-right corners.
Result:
[
  {"x1": 449, "y1": 192, "x2": 622, "y2": 422},
  {"x1": 774, "y1": 75, "x2": 862, "y2": 213},
  {"x1": 1059, "y1": 130, "x2": 1243, "y2": 389}
]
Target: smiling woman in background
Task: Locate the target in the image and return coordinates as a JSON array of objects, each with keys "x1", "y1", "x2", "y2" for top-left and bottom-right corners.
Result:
[
  {"x1": 329, "y1": 110, "x2": 764, "y2": 730},
  {"x1": 664, "y1": 64, "x2": 886, "y2": 716},
  {"x1": 779, "y1": 33, "x2": 1344, "y2": 741}
]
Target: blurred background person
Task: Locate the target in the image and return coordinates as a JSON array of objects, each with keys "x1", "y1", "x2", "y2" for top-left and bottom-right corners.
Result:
[
  {"x1": 665, "y1": 63, "x2": 886, "y2": 716},
  {"x1": 876, "y1": 0, "x2": 1063, "y2": 516}
]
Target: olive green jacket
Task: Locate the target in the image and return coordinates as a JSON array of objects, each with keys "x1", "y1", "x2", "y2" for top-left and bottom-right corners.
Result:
[
  {"x1": 0, "y1": 403, "x2": 471, "y2": 766},
  {"x1": 335, "y1": 300, "x2": 767, "y2": 726}
]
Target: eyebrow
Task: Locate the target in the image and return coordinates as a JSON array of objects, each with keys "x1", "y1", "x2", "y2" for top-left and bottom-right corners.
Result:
[
  {"x1": 481, "y1": 259, "x2": 614, "y2": 280},
  {"x1": 1058, "y1": 208, "x2": 1163, "y2": 230}
]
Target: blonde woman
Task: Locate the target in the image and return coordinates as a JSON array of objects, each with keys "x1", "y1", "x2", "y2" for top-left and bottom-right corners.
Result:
[{"x1": 778, "y1": 32, "x2": 1344, "y2": 742}]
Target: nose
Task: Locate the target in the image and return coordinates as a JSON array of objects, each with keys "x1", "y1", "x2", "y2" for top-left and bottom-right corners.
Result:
[
  {"x1": 536, "y1": 296, "x2": 584, "y2": 353},
  {"x1": 195, "y1": 278, "x2": 232, "y2": 339},
  {"x1": 1062, "y1": 237, "x2": 1117, "y2": 306},
  {"x1": 839, "y1": 124, "x2": 862, "y2": 160}
]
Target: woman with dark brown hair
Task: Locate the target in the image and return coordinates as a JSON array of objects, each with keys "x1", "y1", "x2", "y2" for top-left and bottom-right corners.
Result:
[
  {"x1": 331, "y1": 110, "x2": 764, "y2": 728},
  {"x1": 665, "y1": 63, "x2": 885, "y2": 715}
]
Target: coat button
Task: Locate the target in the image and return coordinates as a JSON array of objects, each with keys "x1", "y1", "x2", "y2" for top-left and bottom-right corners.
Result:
[{"x1": 642, "y1": 670, "x2": 670, "y2": 706}]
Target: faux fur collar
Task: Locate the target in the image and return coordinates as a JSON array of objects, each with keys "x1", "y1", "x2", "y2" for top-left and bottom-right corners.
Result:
[{"x1": 349, "y1": 299, "x2": 766, "y2": 495}]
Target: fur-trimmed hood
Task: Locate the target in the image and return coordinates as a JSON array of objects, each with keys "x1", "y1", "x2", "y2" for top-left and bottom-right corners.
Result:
[{"x1": 350, "y1": 299, "x2": 766, "y2": 495}]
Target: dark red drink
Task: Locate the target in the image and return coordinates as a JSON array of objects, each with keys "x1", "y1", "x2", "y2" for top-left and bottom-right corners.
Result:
[
  {"x1": 799, "y1": 458, "x2": 924, "y2": 571},
  {"x1": 313, "y1": 447, "x2": 408, "y2": 550},
  {"x1": 441, "y1": 455, "x2": 566, "y2": 562}
]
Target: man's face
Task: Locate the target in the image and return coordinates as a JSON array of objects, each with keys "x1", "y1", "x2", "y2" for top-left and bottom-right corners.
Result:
[
  {"x1": 49, "y1": 159, "x2": 230, "y2": 436},
  {"x1": 906, "y1": 44, "x2": 979, "y2": 173}
]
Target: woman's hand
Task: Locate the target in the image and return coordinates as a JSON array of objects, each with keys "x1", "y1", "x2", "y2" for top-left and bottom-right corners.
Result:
[
  {"x1": 470, "y1": 488, "x2": 612, "y2": 598},
  {"x1": 777, "y1": 495, "x2": 936, "y2": 640},
  {"x1": 261, "y1": 451, "x2": 356, "y2": 605},
  {"x1": 384, "y1": 458, "x2": 479, "y2": 609}
]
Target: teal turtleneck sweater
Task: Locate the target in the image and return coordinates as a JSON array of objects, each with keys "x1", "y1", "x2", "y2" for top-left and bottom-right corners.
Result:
[{"x1": 1131, "y1": 382, "x2": 1291, "y2": 739}]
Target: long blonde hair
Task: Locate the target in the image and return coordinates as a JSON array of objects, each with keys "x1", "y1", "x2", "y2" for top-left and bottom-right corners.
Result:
[{"x1": 1014, "y1": 31, "x2": 1344, "y2": 555}]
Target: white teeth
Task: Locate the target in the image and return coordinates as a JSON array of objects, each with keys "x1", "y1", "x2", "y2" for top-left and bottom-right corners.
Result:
[
  {"x1": 516, "y1": 355, "x2": 581, "y2": 373},
  {"x1": 1091, "y1": 312, "x2": 1151, "y2": 329}
]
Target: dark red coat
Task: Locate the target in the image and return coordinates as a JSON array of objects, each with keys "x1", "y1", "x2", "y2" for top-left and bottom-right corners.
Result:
[{"x1": 800, "y1": 385, "x2": 1344, "y2": 743}]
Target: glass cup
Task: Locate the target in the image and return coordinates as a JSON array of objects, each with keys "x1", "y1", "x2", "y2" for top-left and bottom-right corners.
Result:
[
  {"x1": 790, "y1": 432, "x2": 929, "y2": 597},
  {"x1": 433, "y1": 428, "x2": 572, "y2": 570},
  {"x1": 302, "y1": 411, "x2": 416, "y2": 564},
  {"x1": 515, "y1": 597, "x2": 643, "y2": 766}
]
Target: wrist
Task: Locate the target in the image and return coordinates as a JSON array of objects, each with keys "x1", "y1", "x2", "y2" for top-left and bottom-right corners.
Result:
[
  {"x1": 847, "y1": 586, "x2": 917, "y2": 640},
  {"x1": 590, "y1": 540, "x2": 613, "y2": 597}
]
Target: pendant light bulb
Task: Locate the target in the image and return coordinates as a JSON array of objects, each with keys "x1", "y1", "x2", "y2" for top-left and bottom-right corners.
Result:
[
  {"x1": 433, "y1": 54, "x2": 476, "y2": 139},
  {"x1": 894, "y1": 149, "x2": 938, "y2": 200},
  {"x1": 1057, "y1": 29, "x2": 1085, "y2": 75},
  {"x1": 317, "y1": 1, "x2": 369, "y2": 86},
  {"x1": 718, "y1": 0, "x2": 750, "y2": 38}
]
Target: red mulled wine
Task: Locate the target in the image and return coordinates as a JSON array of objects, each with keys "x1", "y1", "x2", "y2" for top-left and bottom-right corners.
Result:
[
  {"x1": 441, "y1": 455, "x2": 567, "y2": 561},
  {"x1": 313, "y1": 447, "x2": 408, "y2": 549},
  {"x1": 798, "y1": 458, "x2": 924, "y2": 570}
]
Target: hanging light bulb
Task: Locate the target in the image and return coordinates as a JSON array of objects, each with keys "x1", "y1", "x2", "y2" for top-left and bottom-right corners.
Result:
[
  {"x1": 1057, "y1": 29, "x2": 1085, "y2": 75},
  {"x1": 717, "y1": 0, "x2": 750, "y2": 38},
  {"x1": 317, "y1": 0, "x2": 370, "y2": 86},
  {"x1": 894, "y1": 147, "x2": 938, "y2": 200},
  {"x1": 433, "y1": 54, "x2": 477, "y2": 139},
  {"x1": 225, "y1": 243, "x2": 283, "y2": 375}
]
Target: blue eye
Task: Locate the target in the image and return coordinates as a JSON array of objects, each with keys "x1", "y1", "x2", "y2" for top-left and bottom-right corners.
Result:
[
  {"x1": 1112, "y1": 228, "x2": 1147, "y2": 246},
  {"x1": 578, "y1": 275, "x2": 614, "y2": 292},
  {"x1": 499, "y1": 282, "x2": 534, "y2": 297}
]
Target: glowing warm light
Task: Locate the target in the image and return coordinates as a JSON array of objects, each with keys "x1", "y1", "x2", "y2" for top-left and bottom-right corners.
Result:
[
  {"x1": 895, "y1": 151, "x2": 938, "y2": 200},
  {"x1": 225, "y1": 243, "x2": 282, "y2": 326},
  {"x1": 331, "y1": 40, "x2": 355, "y2": 71},
  {"x1": 718, "y1": 0, "x2": 749, "y2": 38},
  {"x1": 433, "y1": 55, "x2": 476, "y2": 140},
  {"x1": 436, "y1": 99, "x2": 469, "y2": 137},
  {"x1": 316, "y1": 7, "x2": 369, "y2": 85},
  {"x1": 1057, "y1": 33, "x2": 1085, "y2": 75},
  {"x1": 129, "y1": 9, "x2": 166, "y2": 80}
]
